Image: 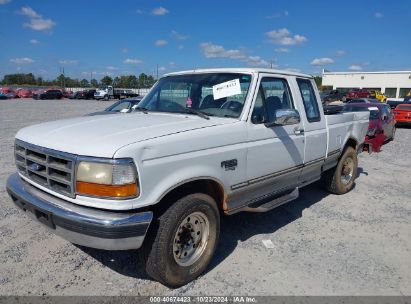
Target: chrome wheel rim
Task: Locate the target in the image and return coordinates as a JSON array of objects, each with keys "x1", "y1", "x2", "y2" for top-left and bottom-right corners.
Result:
[
  {"x1": 172, "y1": 211, "x2": 210, "y2": 267},
  {"x1": 341, "y1": 157, "x2": 354, "y2": 185}
]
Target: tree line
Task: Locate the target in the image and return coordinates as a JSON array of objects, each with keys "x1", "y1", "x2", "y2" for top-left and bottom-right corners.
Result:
[{"x1": 1, "y1": 73, "x2": 156, "y2": 89}]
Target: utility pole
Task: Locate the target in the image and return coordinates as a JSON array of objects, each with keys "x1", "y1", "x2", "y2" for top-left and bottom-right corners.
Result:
[
  {"x1": 156, "y1": 64, "x2": 159, "y2": 80},
  {"x1": 63, "y1": 67, "x2": 65, "y2": 89},
  {"x1": 270, "y1": 60, "x2": 273, "y2": 69}
]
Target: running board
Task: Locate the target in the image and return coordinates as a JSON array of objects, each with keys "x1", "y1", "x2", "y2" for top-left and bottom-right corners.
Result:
[{"x1": 241, "y1": 188, "x2": 299, "y2": 213}]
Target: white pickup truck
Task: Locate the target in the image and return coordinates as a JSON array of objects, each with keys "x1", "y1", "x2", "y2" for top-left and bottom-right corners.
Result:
[{"x1": 6, "y1": 68, "x2": 369, "y2": 287}]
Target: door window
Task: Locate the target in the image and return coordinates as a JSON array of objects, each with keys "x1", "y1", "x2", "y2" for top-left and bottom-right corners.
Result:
[
  {"x1": 297, "y1": 78, "x2": 321, "y2": 122},
  {"x1": 251, "y1": 77, "x2": 294, "y2": 124}
]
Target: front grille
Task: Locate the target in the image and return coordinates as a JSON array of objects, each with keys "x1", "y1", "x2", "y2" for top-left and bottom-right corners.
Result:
[{"x1": 15, "y1": 140, "x2": 76, "y2": 197}]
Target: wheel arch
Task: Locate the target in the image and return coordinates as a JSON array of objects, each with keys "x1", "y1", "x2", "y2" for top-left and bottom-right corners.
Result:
[{"x1": 153, "y1": 177, "x2": 227, "y2": 215}]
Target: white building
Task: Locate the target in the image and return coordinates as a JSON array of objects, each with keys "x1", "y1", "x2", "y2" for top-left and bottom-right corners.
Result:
[{"x1": 322, "y1": 70, "x2": 411, "y2": 99}]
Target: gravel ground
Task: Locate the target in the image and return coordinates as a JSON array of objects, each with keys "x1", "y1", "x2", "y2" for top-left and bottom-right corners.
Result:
[{"x1": 0, "y1": 99, "x2": 410, "y2": 296}]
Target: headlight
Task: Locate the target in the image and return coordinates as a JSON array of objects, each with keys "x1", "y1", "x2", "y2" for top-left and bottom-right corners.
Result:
[
  {"x1": 367, "y1": 128, "x2": 376, "y2": 137},
  {"x1": 76, "y1": 160, "x2": 138, "y2": 199}
]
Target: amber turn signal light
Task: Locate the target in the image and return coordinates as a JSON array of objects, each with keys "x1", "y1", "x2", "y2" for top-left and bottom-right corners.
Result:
[{"x1": 76, "y1": 181, "x2": 138, "y2": 198}]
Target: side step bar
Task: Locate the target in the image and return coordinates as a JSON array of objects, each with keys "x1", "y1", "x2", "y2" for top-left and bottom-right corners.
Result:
[{"x1": 241, "y1": 188, "x2": 299, "y2": 213}]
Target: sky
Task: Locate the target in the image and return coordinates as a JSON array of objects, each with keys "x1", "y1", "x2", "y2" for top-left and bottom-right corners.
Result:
[{"x1": 0, "y1": 0, "x2": 410, "y2": 80}]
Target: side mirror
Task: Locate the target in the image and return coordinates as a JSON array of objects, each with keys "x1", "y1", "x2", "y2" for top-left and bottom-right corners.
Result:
[{"x1": 265, "y1": 109, "x2": 300, "y2": 127}]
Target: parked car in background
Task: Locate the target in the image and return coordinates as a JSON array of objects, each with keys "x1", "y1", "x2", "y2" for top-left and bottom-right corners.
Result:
[
  {"x1": 0, "y1": 92, "x2": 7, "y2": 100},
  {"x1": 94, "y1": 86, "x2": 139, "y2": 100},
  {"x1": 344, "y1": 103, "x2": 395, "y2": 152},
  {"x1": 346, "y1": 88, "x2": 371, "y2": 101},
  {"x1": 346, "y1": 98, "x2": 380, "y2": 104},
  {"x1": 33, "y1": 89, "x2": 63, "y2": 100},
  {"x1": 83, "y1": 89, "x2": 96, "y2": 99},
  {"x1": 0, "y1": 88, "x2": 19, "y2": 99},
  {"x1": 69, "y1": 91, "x2": 86, "y2": 99},
  {"x1": 369, "y1": 90, "x2": 387, "y2": 102},
  {"x1": 62, "y1": 90, "x2": 73, "y2": 98},
  {"x1": 393, "y1": 104, "x2": 411, "y2": 126},
  {"x1": 87, "y1": 97, "x2": 143, "y2": 116},
  {"x1": 321, "y1": 89, "x2": 347, "y2": 102},
  {"x1": 16, "y1": 89, "x2": 33, "y2": 98}
]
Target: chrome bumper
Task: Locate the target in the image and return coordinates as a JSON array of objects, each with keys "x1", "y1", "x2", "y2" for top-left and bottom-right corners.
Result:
[{"x1": 6, "y1": 173, "x2": 153, "y2": 250}]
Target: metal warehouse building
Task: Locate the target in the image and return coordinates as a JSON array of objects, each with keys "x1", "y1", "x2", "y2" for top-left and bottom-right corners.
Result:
[{"x1": 322, "y1": 70, "x2": 411, "y2": 99}]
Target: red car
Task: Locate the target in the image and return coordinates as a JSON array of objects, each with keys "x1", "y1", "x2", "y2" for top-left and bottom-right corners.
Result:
[
  {"x1": 16, "y1": 88, "x2": 33, "y2": 98},
  {"x1": 393, "y1": 104, "x2": 411, "y2": 126},
  {"x1": 346, "y1": 88, "x2": 371, "y2": 101},
  {"x1": 344, "y1": 103, "x2": 396, "y2": 152}
]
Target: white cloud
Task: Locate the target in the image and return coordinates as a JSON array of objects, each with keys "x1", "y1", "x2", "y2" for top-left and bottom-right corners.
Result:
[
  {"x1": 106, "y1": 66, "x2": 119, "y2": 70},
  {"x1": 122, "y1": 48, "x2": 128, "y2": 53},
  {"x1": 311, "y1": 57, "x2": 334, "y2": 65},
  {"x1": 349, "y1": 65, "x2": 363, "y2": 71},
  {"x1": 30, "y1": 39, "x2": 39, "y2": 44},
  {"x1": 200, "y1": 42, "x2": 270, "y2": 67},
  {"x1": 10, "y1": 57, "x2": 34, "y2": 64},
  {"x1": 177, "y1": 45, "x2": 184, "y2": 50},
  {"x1": 169, "y1": 61, "x2": 176, "y2": 66},
  {"x1": 285, "y1": 68, "x2": 301, "y2": 73},
  {"x1": 59, "y1": 59, "x2": 78, "y2": 65},
  {"x1": 375, "y1": 12, "x2": 383, "y2": 18},
  {"x1": 336, "y1": 50, "x2": 346, "y2": 56},
  {"x1": 136, "y1": 9, "x2": 144, "y2": 15},
  {"x1": 20, "y1": 6, "x2": 40, "y2": 18},
  {"x1": 19, "y1": 6, "x2": 55, "y2": 31},
  {"x1": 0, "y1": 0, "x2": 11, "y2": 4},
  {"x1": 266, "y1": 10, "x2": 289, "y2": 19},
  {"x1": 123, "y1": 58, "x2": 142, "y2": 64},
  {"x1": 155, "y1": 39, "x2": 168, "y2": 46},
  {"x1": 266, "y1": 28, "x2": 307, "y2": 45},
  {"x1": 275, "y1": 48, "x2": 289, "y2": 53},
  {"x1": 158, "y1": 66, "x2": 166, "y2": 72},
  {"x1": 152, "y1": 6, "x2": 168, "y2": 16},
  {"x1": 171, "y1": 30, "x2": 188, "y2": 40}
]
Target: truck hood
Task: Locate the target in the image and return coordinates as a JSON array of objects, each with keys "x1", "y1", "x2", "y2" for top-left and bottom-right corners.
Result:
[{"x1": 16, "y1": 112, "x2": 235, "y2": 158}]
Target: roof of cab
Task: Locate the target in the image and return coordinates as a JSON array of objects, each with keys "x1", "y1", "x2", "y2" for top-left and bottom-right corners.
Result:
[{"x1": 164, "y1": 68, "x2": 312, "y2": 79}]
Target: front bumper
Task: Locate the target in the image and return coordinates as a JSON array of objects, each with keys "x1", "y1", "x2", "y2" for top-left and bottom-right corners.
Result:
[{"x1": 6, "y1": 173, "x2": 152, "y2": 250}]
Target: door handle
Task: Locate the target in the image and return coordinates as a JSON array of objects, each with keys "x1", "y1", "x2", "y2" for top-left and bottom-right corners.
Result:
[{"x1": 294, "y1": 127, "x2": 304, "y2": 135}]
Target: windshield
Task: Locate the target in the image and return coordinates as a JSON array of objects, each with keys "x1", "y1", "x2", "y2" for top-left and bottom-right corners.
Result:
[
  {"x1": 138, "y1": 73, "x2": 252, "y2": 118},
  {"x1": 344, "y1": 105, "x2": 379, "y2": 120}
]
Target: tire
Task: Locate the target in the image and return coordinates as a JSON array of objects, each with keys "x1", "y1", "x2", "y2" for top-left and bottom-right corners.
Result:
[
  {"x1": 342, "y1": 96, "x2": 347, "y2": 102},
  {"x1": 104, "y1": 95, "x2": 109, "y2": 101},
  {"x1": 391, "y1": 126, "x2": 396, "y2": 140},
  {"x1": 140, "y1": 193, "x2": 220, "y2": 287},
  {"x1": 323, "y1": 146, "x2": 358, "y2": 195}
]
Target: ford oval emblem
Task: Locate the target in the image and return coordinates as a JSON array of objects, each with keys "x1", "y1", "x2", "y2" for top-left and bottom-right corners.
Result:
[{"x1": 29, "y1": 163, "x2": 43, "y2": 172}]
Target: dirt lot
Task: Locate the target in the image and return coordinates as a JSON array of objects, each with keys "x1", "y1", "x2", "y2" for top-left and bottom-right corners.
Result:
[{"x1": 0, "y1": 99, "x2": 410, "y2": 296}]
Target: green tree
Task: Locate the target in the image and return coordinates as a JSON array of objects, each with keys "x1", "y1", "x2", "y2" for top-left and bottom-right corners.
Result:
[
  {"x1": 80, "y1": 79, "x2": 90, "y2": 87},
  {"x1": 100, "y1": 76, "x2": 113, "y2": 86},
  {"x1": 90, "y1": 79, "x2": 98, "y2": 88},
  {"x1": 313, "y1": 76, "x2": 322, "y2": 89}
]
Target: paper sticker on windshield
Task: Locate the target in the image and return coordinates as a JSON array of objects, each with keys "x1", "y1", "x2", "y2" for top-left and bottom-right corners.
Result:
[{"x1": 212, "y1": 79, "x2": 241, "y2": 100}]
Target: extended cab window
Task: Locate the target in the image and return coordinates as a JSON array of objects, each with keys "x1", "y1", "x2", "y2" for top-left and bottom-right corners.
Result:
[
  {"x1": 297, "y1": 78, "x2": 321, "y2": 122},
  {"x1": 251, "y1": 77, "x2": 294, "y2": 124}
]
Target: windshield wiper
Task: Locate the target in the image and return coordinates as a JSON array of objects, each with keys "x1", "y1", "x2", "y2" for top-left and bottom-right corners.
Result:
[
  {"x1": 135, "y1": 107, "x2": 149, "y2": 114},
  {"x1": 184, "y1": 108, "x2": 211, "y2": 120}
]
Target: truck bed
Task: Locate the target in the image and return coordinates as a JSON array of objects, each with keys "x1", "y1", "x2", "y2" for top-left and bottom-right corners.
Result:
[{"x1": 325, "y1": 111, "x2": 369, "y2": 155}]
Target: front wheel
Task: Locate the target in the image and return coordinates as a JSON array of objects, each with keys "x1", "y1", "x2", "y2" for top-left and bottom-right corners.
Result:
[
  {"x1": 323, "y1": 146, "x2": 358, "y2": 194},
  {"x1": 140, "y1": 193, "x2": 220, "y2": 287}
]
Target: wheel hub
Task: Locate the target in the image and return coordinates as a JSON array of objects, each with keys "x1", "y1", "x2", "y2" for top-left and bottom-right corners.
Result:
[
  {"x1": 173, "y1": 211, "x2": 210, "y2": 266},
  {"x1": 341, "y1": 157, "x2": 354, "y2": 185}
]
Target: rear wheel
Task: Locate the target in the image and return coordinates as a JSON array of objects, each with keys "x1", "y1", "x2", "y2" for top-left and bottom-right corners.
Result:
[
  {"x1": 323, "y1": 146, "x2": 358, "y2": 194},
  {"x1": 140, "y1": 193, "x2": 220, "y2": 287},
  {"x1": 104, "y1": 95, "x2": 109, "y2": 101}
]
